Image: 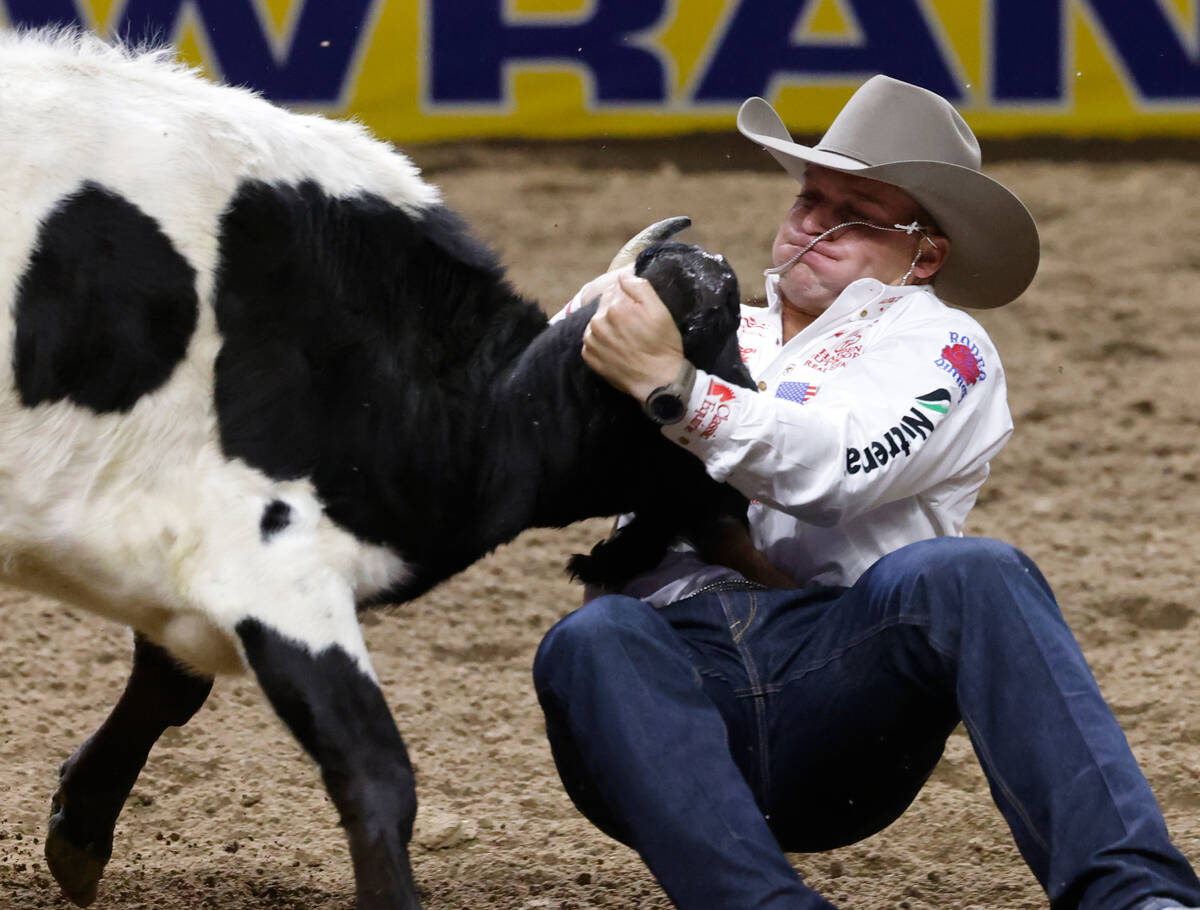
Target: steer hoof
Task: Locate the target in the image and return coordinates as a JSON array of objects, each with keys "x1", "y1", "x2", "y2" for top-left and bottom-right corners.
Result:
[{"x1": 46, "y1": 795, "x2": 111, "y2": 908}]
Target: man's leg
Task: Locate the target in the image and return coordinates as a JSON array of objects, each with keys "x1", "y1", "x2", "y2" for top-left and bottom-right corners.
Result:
[
  {"x1": 537, "y1": 538, "x2": 1200, "y2": 910},
  {"x1": 533, "y1": 592, "x2": 835, "y2": 910},
  {"x1": 771, "y1": 537, "x2": 1199, "y2": 910}
]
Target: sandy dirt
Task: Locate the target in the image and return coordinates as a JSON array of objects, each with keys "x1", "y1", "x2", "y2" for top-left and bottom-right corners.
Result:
[{"x1": 2, "y1": 138, "x2": 1200, "y2": 910}]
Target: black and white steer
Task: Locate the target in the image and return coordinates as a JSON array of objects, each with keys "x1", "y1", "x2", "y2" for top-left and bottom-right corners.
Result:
[{"x1": 0, "y1": 30, "x2": 764, "y2": 910}]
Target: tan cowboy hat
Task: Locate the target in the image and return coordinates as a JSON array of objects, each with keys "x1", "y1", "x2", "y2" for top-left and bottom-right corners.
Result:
[{"x1": 737, "y1": 76, "x2": 1039, "y2": 308}]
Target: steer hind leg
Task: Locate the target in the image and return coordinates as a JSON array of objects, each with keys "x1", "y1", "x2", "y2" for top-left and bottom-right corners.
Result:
[
  {"x1": 46, "y1": 633, "x2": 213, "y2": 906},
  {"x1": 235, "y1": 614, "x2": 422, "y2": 910}
]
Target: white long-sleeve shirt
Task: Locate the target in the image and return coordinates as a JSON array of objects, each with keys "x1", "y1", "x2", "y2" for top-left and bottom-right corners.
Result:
[
  {"x1": 623, "y1": 271, "x2": 1014, "y2": 604},
  {"x1": 554, "y1": 272, "x2": 1014, "y2": 606}
]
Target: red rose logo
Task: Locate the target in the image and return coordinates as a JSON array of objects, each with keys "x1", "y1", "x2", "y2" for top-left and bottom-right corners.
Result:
[{"x1": 941, "y1": 344, "x2": 981, "y2": 385}]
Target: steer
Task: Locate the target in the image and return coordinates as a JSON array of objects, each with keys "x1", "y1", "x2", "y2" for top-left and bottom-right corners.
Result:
[{"x1": 0, "y1": 28, "x2": 769, "y2": 910}]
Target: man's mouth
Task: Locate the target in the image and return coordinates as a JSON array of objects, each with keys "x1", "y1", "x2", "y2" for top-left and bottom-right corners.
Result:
[{"x1": 784, "y1": 237, "x2": 837, "y2": 261}]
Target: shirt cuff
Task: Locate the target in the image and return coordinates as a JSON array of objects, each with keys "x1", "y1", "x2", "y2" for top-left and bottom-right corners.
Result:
[{"x1": 548, "y1": 288, "x2": 586, "y2": 325}]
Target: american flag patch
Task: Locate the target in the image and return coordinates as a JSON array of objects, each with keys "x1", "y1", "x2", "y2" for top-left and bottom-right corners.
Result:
[{"x1": 775, "y1": 381, "x2": 818, "y2": 404}]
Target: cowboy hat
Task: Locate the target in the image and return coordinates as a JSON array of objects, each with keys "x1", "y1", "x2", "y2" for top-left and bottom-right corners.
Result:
[{"x1": 736, "y1": 76, "x2": 1039, "y2": 308}]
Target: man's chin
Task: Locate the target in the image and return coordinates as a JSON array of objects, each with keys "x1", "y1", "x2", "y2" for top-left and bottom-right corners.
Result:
[{"x1": 779, "y1": 279, "x2": 838, "y2": 318}]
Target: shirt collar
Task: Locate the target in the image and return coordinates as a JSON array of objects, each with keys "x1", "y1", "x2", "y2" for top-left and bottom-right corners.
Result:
[{"x1": 764, "y1": 273, "x2": 924, "y2": 337}]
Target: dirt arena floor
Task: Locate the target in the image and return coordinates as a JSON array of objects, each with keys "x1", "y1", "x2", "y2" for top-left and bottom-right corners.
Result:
[{"x1": 2, "y1": 136, "x2": 1199, "y2": 910}]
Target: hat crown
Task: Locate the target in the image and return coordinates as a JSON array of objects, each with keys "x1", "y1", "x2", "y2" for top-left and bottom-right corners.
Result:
[
  {"x1": 734, "y1": 80, "x2": 1039, "y2": 308},
  {"x1": 816, "y1": 75, "x2": 980, "y2": 171}
]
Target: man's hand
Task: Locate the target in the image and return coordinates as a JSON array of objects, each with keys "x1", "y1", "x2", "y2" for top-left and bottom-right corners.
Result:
[{"x1": 582, "y1": 270, "x2": 685, "y2": 402}]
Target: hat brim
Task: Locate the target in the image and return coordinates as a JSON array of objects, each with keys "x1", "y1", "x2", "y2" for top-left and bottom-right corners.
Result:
[{"x1": 737, "y1": 97, "x2": 1039, "y2": 309}]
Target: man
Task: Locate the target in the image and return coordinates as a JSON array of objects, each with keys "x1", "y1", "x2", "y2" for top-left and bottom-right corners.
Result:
[{"x1": 533, "y1": 76, "x2": 1200, "y2": 909}]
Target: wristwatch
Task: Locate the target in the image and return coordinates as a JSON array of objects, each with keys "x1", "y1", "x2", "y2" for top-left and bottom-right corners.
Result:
[{"x1": 642, "y1": 359, "x2": 697, "y2": 425}]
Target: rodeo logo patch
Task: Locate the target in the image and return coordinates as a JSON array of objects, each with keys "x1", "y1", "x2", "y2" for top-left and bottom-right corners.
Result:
[{"x1": 935, "y1": 331, "x2": 987, "y2": 401}]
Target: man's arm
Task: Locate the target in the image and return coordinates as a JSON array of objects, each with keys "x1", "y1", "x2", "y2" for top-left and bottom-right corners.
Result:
[{"x1": 581, "y1": 277, "x2": 1012, "y2": 529}]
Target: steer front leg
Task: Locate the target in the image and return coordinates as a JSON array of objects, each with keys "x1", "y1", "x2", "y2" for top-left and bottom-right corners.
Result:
[
  {"x1": 46, "y1": 633, "x2": 213, "y2": 907},
  {"x1": 236, "y1": 617, "x2": 422, "y2": 910}
]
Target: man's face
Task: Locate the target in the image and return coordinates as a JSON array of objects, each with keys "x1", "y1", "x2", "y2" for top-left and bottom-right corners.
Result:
[{"x1": 771, "y1": 166, "x2": 939, "y2": 316}]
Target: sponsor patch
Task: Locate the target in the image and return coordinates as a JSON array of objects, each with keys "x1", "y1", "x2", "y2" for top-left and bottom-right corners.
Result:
[
  {"x1": 688, "y1": 398, "x2": 731, "y2": 439},
  {"x1": 934, "y1": 331, "x2": 987, "y2": 401},
  {"x1": 804, "y1": 329, "x2": 864, "y2": 374},
  {"x1": 684, "y1": 379, "x2": 737, "y2": 439},
  {"x1": 707, "y1": 379, "x2": 736, "y2": 402},
  {"x1": 775, "y1": 380, "x2": 818, "y2": 404},
  {"x1": 845, "y1": 389, "x2": 951, "y2": 475},
  {"x1": 914, "y1": 389, "x2": 950, "y2": 415}
]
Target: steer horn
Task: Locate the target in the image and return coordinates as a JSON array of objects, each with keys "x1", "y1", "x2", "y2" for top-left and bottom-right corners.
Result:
[{"x1": 607, "y1": 215, "x2": 692, "y2": 270}]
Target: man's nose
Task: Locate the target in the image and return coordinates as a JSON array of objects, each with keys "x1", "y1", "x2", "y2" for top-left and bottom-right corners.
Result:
[{"x1": 797, "y1": 204, "x2": 831, "y2": 236}]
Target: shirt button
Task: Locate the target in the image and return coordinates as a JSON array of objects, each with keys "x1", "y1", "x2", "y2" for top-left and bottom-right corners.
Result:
[
  {"x1": 860, "y1": 309, "x2": 868, "y2": 317},
  {"x1": 757, "y1": 381, "x2": 767, "y2": 391}
]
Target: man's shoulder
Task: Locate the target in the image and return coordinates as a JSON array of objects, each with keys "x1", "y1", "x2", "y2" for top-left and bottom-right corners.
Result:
[
  {"x1": 873, "y1": 291, "x2": 1006, "y2": 392},
  {"x1": 889, "y1": 289, "x2": 997, "y2": 340}
]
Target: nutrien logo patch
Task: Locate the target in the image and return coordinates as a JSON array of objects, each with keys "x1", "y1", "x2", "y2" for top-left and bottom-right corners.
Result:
[
  {"x1": 934, "y1": 332, "x2": 987, "y2": 400},
  {"x1": 845, "y1": 389, "x2": 951, "y2": 474}
]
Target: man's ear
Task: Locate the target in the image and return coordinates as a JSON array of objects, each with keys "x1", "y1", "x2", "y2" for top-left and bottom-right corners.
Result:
[{"x1": 912, "y1": 234, "x2": 949, "y2": 282}]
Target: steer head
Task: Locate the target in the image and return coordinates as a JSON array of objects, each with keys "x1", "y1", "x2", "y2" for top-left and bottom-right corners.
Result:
[
  {"x1": 633, "y1": 240, "x2": 752, "y2": 391},
  {"x1": 566, "y1": 239, "x2": 774, "y2": 591}
]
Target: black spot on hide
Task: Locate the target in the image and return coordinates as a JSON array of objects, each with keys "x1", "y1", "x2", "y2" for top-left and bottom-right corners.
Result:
[
  {"x1": 212, "y1": 179, "x2": 547, "y2": 585},
  {"x1": 13, "y1": 182, "x2": 198, "y2": 413},
  {"x1": 260, "y1": 500, "x2": 292, "y2": 540}
]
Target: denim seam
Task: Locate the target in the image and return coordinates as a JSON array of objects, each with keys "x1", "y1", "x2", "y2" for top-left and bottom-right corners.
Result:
[
  {"x1": 958, "y1": 704, "x2": 1052, "y2": 856},
  {"x1": 774, "y1": 612, "x2": 928, "y2": 686},
  {"x1": 717, "y1": 590, "x2": 773, "y2": 806},
  {"x1": 716, "y1": 590, "x2": 766, "y2": 696},
  {"x1": 729, "y1": 596, "x2": 757, "y2": 644},
  {"x1": 967, "y1": 560, "x2": 1144, "y2": 866},
  {"x1": 913, "y1": 618, "x2": 1054, "y2": 858}
]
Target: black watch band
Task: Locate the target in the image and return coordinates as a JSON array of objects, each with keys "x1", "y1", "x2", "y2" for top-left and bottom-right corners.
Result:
[{"x1": 642, "y1": 359, "x2": 697, "y2": 426}]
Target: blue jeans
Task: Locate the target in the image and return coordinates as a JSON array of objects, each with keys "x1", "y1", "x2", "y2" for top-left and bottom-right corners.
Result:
[{"x1": 533, "y1": 538, "x2": 1200, "y2": 910}]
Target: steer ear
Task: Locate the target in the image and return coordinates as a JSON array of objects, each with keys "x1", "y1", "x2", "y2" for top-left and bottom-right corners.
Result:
[{"x1": 607, "y1": 216, "x2": 692, "y2": 270}]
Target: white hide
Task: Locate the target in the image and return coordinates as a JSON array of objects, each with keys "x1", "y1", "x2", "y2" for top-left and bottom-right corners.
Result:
[{"x1": 0, "y1": 30, "x2": 422, "y2": 677}]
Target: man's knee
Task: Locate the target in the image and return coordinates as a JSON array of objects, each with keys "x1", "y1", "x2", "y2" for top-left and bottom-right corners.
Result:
[
  {"x1": 879, "y1": 536, "x2": 1031, "y2": 581},
  {"x1": 868, "y1": 537, "x2": 1060, "y2": 633},
  {"x1": 533, "y1": 594, "x2": 659, "y2": 690}
]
